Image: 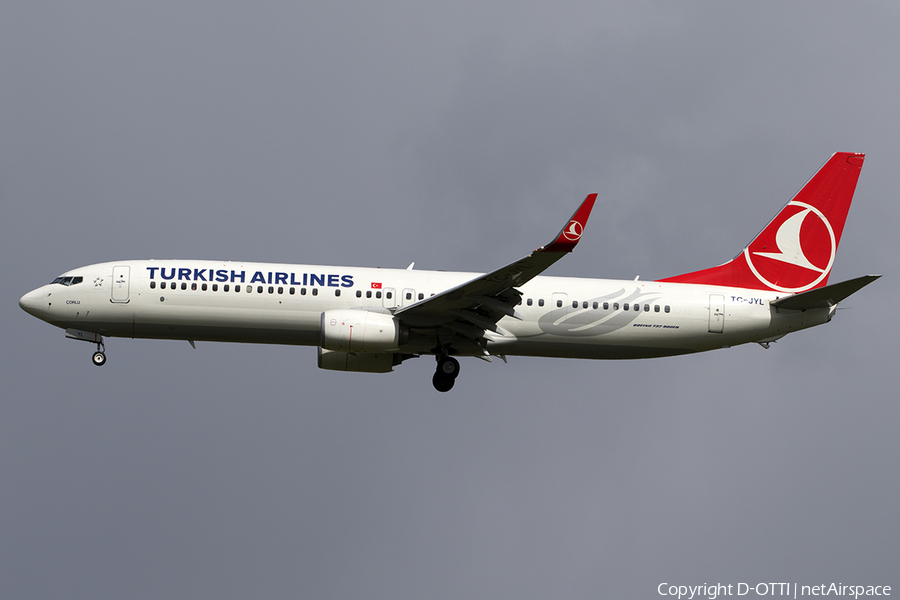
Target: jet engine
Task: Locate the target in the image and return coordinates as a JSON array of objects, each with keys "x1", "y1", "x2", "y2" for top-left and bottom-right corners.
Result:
[
  {"x1": 320, "y1": 309, "x2": 407, "y2": 352},
  {"x1": 317, "y1": 347, "x2": 403, "y2": 373}
]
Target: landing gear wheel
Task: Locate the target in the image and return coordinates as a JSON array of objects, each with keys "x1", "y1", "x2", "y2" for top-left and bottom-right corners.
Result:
[
  {"x1": 432, "y1": 372, "x2": 455, "y2": 392},
  {"x1": 432, "y1": 349, "x2": 459, "y2": 391},
  {"x1": 92, "y1": 351, "x2": 107, "y2": 366},
  {"x1": 437, "y1": 356, "x2": 460, "y2": 379}
]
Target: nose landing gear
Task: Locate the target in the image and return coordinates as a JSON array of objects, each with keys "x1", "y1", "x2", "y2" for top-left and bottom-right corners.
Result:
[
  {"x1": 65, "y1": 329, "x2": 107, "y2": 367},
  {"x1": 92, "y1": 339, "x2": 107, "y2": 366},
  {"x1": 432, "y1": 355, "x2": 460, "y2": 392}
]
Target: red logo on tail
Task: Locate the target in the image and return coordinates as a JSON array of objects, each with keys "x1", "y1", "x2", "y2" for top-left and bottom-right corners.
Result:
[{"x1": 744, "y1": 201, "x2": 835, "y2": 292}]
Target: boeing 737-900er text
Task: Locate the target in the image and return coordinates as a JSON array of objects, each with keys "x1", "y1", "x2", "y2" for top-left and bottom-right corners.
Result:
[{"x1": 20, "y1": 153, "x2": 880, "y2": 391}]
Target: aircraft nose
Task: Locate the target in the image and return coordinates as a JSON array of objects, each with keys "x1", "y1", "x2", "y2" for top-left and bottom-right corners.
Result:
[{"x1": 19, "y1": 287, "x2": 45, "y2": 317}]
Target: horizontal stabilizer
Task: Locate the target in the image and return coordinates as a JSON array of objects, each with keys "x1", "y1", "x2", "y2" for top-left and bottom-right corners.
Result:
[{"x1": 771, "y1": 274, "x2": 881, "y2": 310}]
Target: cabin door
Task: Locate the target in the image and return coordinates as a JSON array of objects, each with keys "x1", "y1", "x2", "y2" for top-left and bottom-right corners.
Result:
[
  {"x1": 111, "y1": 266, "x2": 130, "y2": 303},
  {"x1": 709, "y1": 294, "x2": 725, "y2": 333}
]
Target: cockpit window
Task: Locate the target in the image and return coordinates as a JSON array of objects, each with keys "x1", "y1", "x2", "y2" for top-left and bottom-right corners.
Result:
[{"x1": 50, "y1": 276, "x2": 83, "y2": 286}]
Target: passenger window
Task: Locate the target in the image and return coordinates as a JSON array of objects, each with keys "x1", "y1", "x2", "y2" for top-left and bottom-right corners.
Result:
[
  {"x1": 557, "y1": 300, "x2": 563, "y2": 308},
  {"x1": 583, "y1": 301, "x2": 589, "y2": 309},
  {"x1": 257, "y1": 286, "x2": 263, "y2": 293},
  {"x1": 356, "y1": 290, "x2": 362, "y2": 298},
  {"x1": 312, "y1": 288, "x2": 318, "y2": 296},
  {"x1": 623, "y1": 303, "x2": 629, "y2": 311},
  {"x1": 190, "y1": 283, "x2": 196, "y2": 291},
  {"x1": 644, "y1": 304, "x2": 650, "y2": 311},
  {"x1": 526, "y1": 298, "x2": 533, "y2": 306},
  {"x1": 202, "y1": 283, "x2": 208, "y2": 291},
  {"x1": 405, "y1": 292, "x2": 412, "y2": 300},
  {"x1": 300, "y1": 288, "x2": 307, "y2": 295},
  {"x1": 572, "y1": 301, "x2": 578, "y2": 308},
  {"x1": 278, "y1": 287, "x2": 283, "y2": 294},
  {"x1": 212, "y1": 284, "x2": 217, "y2": 292},
  {"x1": 538, "y1": 299, "x2": 544, "y2": 307},
  {"x1": 268, "y1": 286, "x2": 274, "y2": 294},
  {"x1": 246, "y1": 285, "x2": 252, "y2": 293},
  {"x1": 418, "y1": 293, "x2": 424, "y2": 300},
  {"x1": 603, "y1": 302, "x2": 609, "y2": 310},
  {"x1": 592, "y1": 302, "x2": 598, "y2": 309},
  {"x1": 150, "y1": 281, "x2": 156, "y2": 289},
  {"x1": 366, "y1": 291, "x2": 372, "y2": 298},
  {"x1": 654, "y1": 305, "x2": 660, "y2": 312},
  {"x1": 181, "y1": 282, "x2": 187, "y2": 290},
  {"x1": 613, "y1": 303, "x2": 619, "y2": 310},
  {"x1": 289, "y1": 287, "x2": 295, "y2": 295},
  {"x1": 386, "y1": 291, "x2": 392, "y2": 299},
  {"x1": 665, "y1": 305, "x2": 670, "y2": 313},
  {"x1": 376, "y1": 291, "x2": 382, "y2": 299},
  {"x1": 335, "y1": 290, "x2": 341, "y2": 297}
]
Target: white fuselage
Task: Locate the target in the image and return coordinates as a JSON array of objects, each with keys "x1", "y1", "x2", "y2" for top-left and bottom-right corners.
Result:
[{"x1": 20, "y1": 260, "x2": 831, "y2": 360}]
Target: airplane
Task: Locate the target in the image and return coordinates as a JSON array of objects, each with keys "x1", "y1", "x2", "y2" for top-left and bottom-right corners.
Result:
[{"x1": 19, "y1": 152, "x2": 879, "y2": 392}]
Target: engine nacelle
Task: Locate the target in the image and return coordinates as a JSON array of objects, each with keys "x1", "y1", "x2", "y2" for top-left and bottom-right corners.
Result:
[
  {"x1": 317, "y1": 347, "x2": 399, "y2": 373},
  {"x1": 320, "y1": 309, "x2": 405, "y2": 352}
]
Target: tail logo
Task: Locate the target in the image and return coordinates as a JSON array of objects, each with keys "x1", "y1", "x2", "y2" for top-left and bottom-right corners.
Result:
[
  {"x1": 563, "y1": 220, "x2": 584, "y2": 242},
  {"x1": 744, "y1": 201, "x2": 836, "y2": 292}
]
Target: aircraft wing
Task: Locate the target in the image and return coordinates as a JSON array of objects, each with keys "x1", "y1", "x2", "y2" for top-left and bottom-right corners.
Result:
[{"x1": 395, "y1": 194, "x2": 597, "y2": 345}]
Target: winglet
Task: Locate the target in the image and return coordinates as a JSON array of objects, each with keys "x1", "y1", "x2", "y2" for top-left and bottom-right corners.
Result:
[{"x1": 539, "y1": 193, "x2": 597, "y2": 253}]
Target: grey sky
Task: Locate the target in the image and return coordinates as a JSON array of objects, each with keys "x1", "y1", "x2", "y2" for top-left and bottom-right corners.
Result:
[{"x1": 2, "y1": 2, "x2": 898, "y2": 598}]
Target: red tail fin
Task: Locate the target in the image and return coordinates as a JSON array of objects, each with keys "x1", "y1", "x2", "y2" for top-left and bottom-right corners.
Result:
[{"x1": 658, "y1": 152, "x2": 865, "y2": 292}]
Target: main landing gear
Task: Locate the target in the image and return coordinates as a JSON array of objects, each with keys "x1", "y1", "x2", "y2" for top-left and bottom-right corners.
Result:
[{"x1": 432, "y1": 354, "x2": 460, "y2": 392}]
